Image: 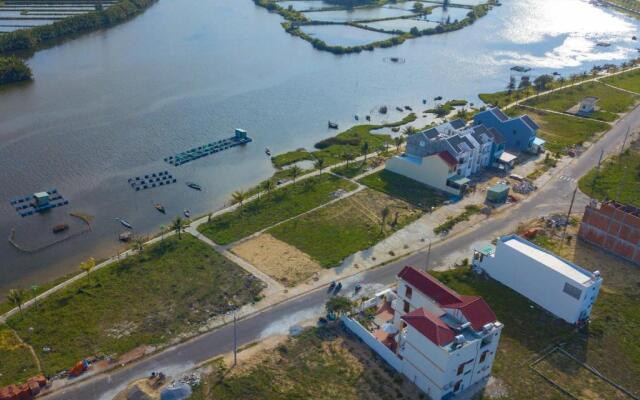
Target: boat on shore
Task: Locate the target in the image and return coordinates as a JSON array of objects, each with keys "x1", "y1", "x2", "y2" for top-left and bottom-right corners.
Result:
[
  {"x1": 328, "y1": 121, "x2": 339, "y2": 129},
  {"x1": 186, "y1": 182, "x2": 202, "y2": 191},
  {"x1": 154, "y1": 203, "x2": 166, "y2": 214}
]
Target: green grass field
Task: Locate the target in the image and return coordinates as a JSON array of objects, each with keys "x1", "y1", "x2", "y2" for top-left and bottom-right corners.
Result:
[
  {"x1": 5, "y1": 235, "x2": 264, "y2": 378},
  {"x1": 270, "y1": 149, "x2": 313, "y2": 169},
  {"x1": 199, "y1": 174, "x2": 357, "y2": 245},
  {"x1": 524, "y1": 81, "x2": 637, "y2": 121},
  {"x1": 269, "y1": 189, "x2": 421, "y2": 268},
  {"x1": 0, "y1": 326, "x2": 40, "y2": 386},
  {"x1": 602, "y1": 68, "x2": 640, "y2": 94},
  {"x1": 358, "y1": 169, "x2": 448, "y2": 210},
  {"x1": 578, "y1": 145, "x2": 640, "y2": 207},
  {"x1": 506, "y1": 106, "x2": 610, "y2": 153}
]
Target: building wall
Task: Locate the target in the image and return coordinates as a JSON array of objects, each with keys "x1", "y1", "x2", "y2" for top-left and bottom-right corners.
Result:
[
  {"x1": 392, "y1": 280, "x2": 445, "y2": 327},
  {"x1": 340, "y1": 316, "x2": 403, "y2": 372},
  {"x1": 386, "y1": 155, "x2": 459, "y2": 195},
  {"x1": 578, "y1": 202, "x2": 640, "y2": 266},
  {"x1": 473, "y1": 238, "x2": 600, "y2": 324}
]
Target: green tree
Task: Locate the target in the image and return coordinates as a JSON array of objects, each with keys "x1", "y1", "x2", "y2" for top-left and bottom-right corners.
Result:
[
  {"x1": 343, "y1": 152, "x2": 354, "y2": 167},
  {"x1": 79, "y1": 257, "x2": 97, "y2": 284},
  {"x1": 261, "y1": 179, "x2": 275, "y2": 197},
  {"x1": 131, "y1": 235, "x2": 145, "y2": 254},
  {"x1": 232, "y1": 190, "x2": 247, "y2": 209},
  {"x1": 325, "y1": 296, "x2": 354, "y2": 317},
  {"x1": 533, "y1": 74, "x2": 554, "y2": 93},
  {"x1": 314, "y1": 158, "x2": 325, "y2": 174},
  {"x1": 394, "y1": 136, "x2": 405, "y2": 152},
  {"x1": 412, "y1": 2, "x2": 423, "y2": 12},
  {"x1": 381, "y1": 206, "x2": 390, "y2": 233},
  {"x1": 507, "y1": 76, "x2": 516, "y2": 93},
  {"x1": 289, "y1": 165, "x2": 302, "y2": 184},
  {"x1": 8, "y1": 288, "x2": 26, "y2": 315},
  {"x1": 402, "y1": 126, "x2": 417, "y2": 136},
  {"x1": 172, "y1": 216, "x2": 185, "y2": 239},
  {"x1": 361, "y1": 141, "x2": 370, "y2": 164}
]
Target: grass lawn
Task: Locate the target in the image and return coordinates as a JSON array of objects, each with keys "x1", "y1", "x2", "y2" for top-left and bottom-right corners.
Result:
[
  {"x1": 433, "y1": 204, "x2": 481, "y2": 234},
  {"x1": 578, "y1": 143, "x2": 640, "y2": 207},
  {"x1": 269, "y1": 189, "x2": 422, "y2": 268},
  {"x1": 523, "y1": 81, "x2": 637, "y2": 121},
  {"x1": 199, "y1": 174, "x2": 357, "y2": 245},
  {"x1": 478, "y1": 87, "x2": 536, "y2": 107},
  {"x1": 270, "y1": 149, "x2": 313, "y2": 169},
  {"x1": 190, "y1": 326, "x2": 421, "y2": 400},
  {"x1": 273, "y1": 114, "x2": 415, "y2": 168},
  {"x1": 506, "y1": 106, "x2": 610, "y2": 153},
  {"x1": 0, "y1": 271, "x2": 79, "y2": 315},
  {"x1": 0, "y1": 325, "x2": 40, "y2": 387},
  {"x1": 5, "y1": 235, "x2": 265, "y2": 378},
  {"x1": 359, "y1": 169, "x2": 448, "y2": 210},
  {"x1": 330, "y1": 155, "x2": 387, "y2": 179}
]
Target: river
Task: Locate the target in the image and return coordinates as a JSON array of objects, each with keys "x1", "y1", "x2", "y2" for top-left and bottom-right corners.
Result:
[{"x1": 0, "y1": 0, "x2": 638, "y2": 296}]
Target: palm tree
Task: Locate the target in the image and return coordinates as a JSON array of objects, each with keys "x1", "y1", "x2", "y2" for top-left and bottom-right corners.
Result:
[
  {"x1": 232, "y1": 190, "x2": 247, "y2": 209},
  {"x1": 172, "y1": 216, "x2": 185, "y2": 239},
  {"x1": 8, "y1": 288, "x2": 26, "y2": 315},
  {"x1": 131, "y1": 235, "x2": 145, "y2": 254},
  {"x1": 394, "y1": 136, "x2": 405, "y2": 153},
  {"x1": 261, "y1": 179, "x2": 275, "y2": 197},
  {"x1": 159, "y1": 224, "x2": 165, "y2": 241},
  {"x1": 314, "y1": 158, "x2": 325, "y2": 174},
  {"x1": 343, "y1": 152, "x2": 354, "y2": 168},
  {"x1": 360, "y1": 142, "x2": 369, "y2": 164},
  {"x1": 381, "y1": 206, "x2": 390, "y2": 233},
  {"x1": 79, "y1": 257, "x2": 96, "y2": 284},
  {"x1": 289, "y1": 165, "x2": 302, "y2": 184},
  {"x1": 402, "y1": 126, "x2": 416, "y2": 136}
]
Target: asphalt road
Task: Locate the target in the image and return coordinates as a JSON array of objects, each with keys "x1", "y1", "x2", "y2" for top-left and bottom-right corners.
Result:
[{"x1": 44, "y1": 105, "x2": 640, "y2": 400}]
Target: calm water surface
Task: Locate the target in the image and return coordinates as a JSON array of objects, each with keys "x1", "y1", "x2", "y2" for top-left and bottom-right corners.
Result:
[{"x1": 0, "y1": 0, "x2": 638, "y2": 296}]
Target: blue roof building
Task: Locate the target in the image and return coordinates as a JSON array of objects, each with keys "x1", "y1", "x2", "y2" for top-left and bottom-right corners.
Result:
[{"x1": 473, "y1": 108, "x2": 541, "y2": 153}]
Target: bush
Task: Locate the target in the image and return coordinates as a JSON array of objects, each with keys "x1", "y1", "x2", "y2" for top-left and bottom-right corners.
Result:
[{"x1": 0, "y1": 56, "x2": 32, "y2": 84}]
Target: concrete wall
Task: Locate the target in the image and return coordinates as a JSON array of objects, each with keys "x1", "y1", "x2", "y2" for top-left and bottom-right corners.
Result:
[
  {"x1": 578, "y1": 202, "x2": 640, "y2": 266},
  {"x1": 341, "y1": 316, "x2": 402, "y2": 372},
  {"x1": 386, "y1": 154, "x2": 459, "y2": 195}
]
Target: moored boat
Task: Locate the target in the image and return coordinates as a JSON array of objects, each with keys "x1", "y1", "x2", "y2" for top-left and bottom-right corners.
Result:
[
  {"x1": 328, "y1": 121, "x2": 339, "y2": 129},
  {"x1": 154, "y1": 203, "x2": 166, "y2": 214},
  {"x1": 396, "y1": 106, "x2": 403, "y2": 112},
  {"x1": 184, "y1": 209, "x2": 191, "y2": 218},
  {"x1": 265, "y1": 147, "x2": 271, "y2": 156},
  {"x1": 118, "y1": 219, "x2": 133, "y2": 229},
  {"x1": 52, "y1": 223, "x2": 69, "y2": 233},
  {"x1": 186, "y1": 182, "x2": 202, "y2": 191}
]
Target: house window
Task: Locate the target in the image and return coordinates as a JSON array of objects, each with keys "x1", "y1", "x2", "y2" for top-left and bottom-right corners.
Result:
[
  {"x1": 563, "y1": 283, "x2": 582, "y2": 300},
  {"x1": 480, "y1": 350, "x2": 489, "y2": 363},
  {"x1": 457, "y1": 363, "x2": 465, "y2": 376},
  {"x1": 454, "y1": 380, "x2": 462, "y2": 392},
  {"x1": 403, "y1": 300, "x2": 410, "y2": 313},
  {"x1": 405, "y1": 286, "x2": 412, "y2": 299}
]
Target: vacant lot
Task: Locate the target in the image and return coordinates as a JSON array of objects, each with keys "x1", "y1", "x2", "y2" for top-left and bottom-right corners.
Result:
[
  {"x1": 359, "y1": 169, "x2": 448, "y2": 210},
  {"x1": 602, "y1": 67, "x2": 640, "y2": 93},
  {"x1": 190, "y1": 326, "x2": 422, "y2": 400},
  {"x1": 524, "y1": 81, "x2": 637, "y2": 121},
  {"x1": 198, "y1": 174, "x2": 357, "y2": 245},
  {"x1": 5, "y1": 235, "x2": 265, "y2": 378},
  {"x1": 507, "y1": 106, "x2": 610, "y2": 153},
  {"x1": 0, "y1": 326, "x2": 40, "y2": 387},
  {"x1": 270, "y1": 189, "x2": 422, "y2": 268},
  {"x1": 231, "y1": 234, "x2": 322, "y2": 287},
  {"x1": 579, "y1": 141, "x2": 640, "y2": 207}
]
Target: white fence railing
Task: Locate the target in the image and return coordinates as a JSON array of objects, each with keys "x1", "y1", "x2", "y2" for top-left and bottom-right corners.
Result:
[{"x1": 341, "y1": 316, "x2": 402, "y2": 372}]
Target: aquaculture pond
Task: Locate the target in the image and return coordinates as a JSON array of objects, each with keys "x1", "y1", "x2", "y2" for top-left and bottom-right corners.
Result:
[
  {"x1": 426, "y1": 6, "x2": 471, "y2": 23},
  {"x1": 358, "y1": 18, "x2": 439, "y2": 32},
  {"x1": 301, "y1": 24, "x2": 395, "y2": 45},
  {"x1": 0, "y1": 0, "x2": 117, "y2": 32},
  {"x1": 303, "y1": 7, "x2": 415, "y2": 22},
  {"x1": 276, "y1": 0, "x2": 334, "y2": 11}
]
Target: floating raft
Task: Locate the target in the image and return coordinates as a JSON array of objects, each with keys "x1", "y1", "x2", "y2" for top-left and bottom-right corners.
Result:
[
  {"x1": 164, "y1": 129, "x2": 252, "y2": 167},
  {"x1": 9, "y1": 189, "x2": 69, "y2": 217},
  {"x1": 128, "y1": 171, "x2": 176, "y2": 191}
]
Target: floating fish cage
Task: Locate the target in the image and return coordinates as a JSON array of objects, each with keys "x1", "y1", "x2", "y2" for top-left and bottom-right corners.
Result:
[
  {"x1": 128, "y1": 171, "x2": 176, "y2": 191},
  {"x1": 9, "y1": 189, "x2": 69, "y2": 217},
  {"x1": 164, "y1": 129, "x2": 252, "y2": 167}
]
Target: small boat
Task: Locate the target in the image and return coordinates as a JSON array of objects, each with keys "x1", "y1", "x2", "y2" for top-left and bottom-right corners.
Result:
[
  {"x1": 354, "y1": 115, "x2": 359, "y2": 120},
  {"x1": 184, "y1": 209, "x2": 191, "y2": 218},
  {"x1": 390, "y1": 57, "x2": 400, "y2": 63},
  {"x1": 633, "y1": 35, "x2": 637, "y2": 40},
  {"x1": 434, "y1": 96, "x2": 443, "y2": 101},
  {"x1": 396, "y1": 106, "x2": 403, "y2": 112},
  {"x1": 379, "y1": 105, "x2": 388, "y2": 114},
  {"x1": 365, "y1": 115, "x2": 371, "y2": 121},
  {"x1": 404, "y1": 105, "x2": 412, "y2": 111},
  {"x1": 118, "y1": 219, "x2": 133, "y2": 229},
  {"x1": 154, "y1": 203, "x2": 166, "y2": 214},
  {"x1": 265, "y1": 147, "x2": 271, "y2": 156},
  {"x1": 596, "y1": 42, "x2": 611, "y2": 47},
  {"x1": 52, "y1": 223, "x2": 69, "y2": 233},
  {"x1": 422, "y1": 99, "x2": 427, "y2": 104},
  {"x1": 186, "y1": 182, "x2": 202, "y2": 191},
  {"x1": 328, "y1": 121, "x2": 339, "y2": 129}
]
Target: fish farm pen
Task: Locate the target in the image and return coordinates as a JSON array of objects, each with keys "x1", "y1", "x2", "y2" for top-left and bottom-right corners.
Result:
[
  {"x1": 128, "y1": 171, "x2": 176, "y2": 191},
  {"x1": 164, "y1": 128, "x2": 252, "y2": 167},
  {"x1": 0, "y1": 0, "x2": 118, "y2": 33},
  {"x1": 9, "y1": 189, "x2": 69, "y2": 217}
]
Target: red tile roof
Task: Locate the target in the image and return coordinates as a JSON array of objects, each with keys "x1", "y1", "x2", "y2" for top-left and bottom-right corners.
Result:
[
  {"x1": 402, "y1": 308, "x2": 455, "y2": 346},
  {"x1": 398, "y1": 266, "x2": 497, "y2": 333},
  {"x1": 437, "y1": 151, "x2": 458, "y2": 168}
]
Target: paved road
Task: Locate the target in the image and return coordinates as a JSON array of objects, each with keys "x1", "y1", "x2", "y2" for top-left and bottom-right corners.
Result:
[{"x1": 44, "y1": 106, "x2": 640, "y2": 400}]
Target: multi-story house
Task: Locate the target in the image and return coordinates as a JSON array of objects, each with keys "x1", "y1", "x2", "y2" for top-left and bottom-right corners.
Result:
[
  {"x1": 473, "y1": 107, "x2": 543, "y2": 154},
  {"x1": 341, "y1": 266, "x2": 503, "y2": 400}
]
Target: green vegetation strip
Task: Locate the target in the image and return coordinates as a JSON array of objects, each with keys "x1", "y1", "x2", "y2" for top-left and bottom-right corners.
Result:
[
  {"x1": 269, "y1": 188, "x2": 422, "y2": 267},
  {"x1": 198, "y1": 174, "x2": 357, "y2": 245},
  {"x1": 433, "y1": 204, "x2": 481, "y2": 234},
  {"x1": 6, "y1": 235, "x2": 264, "y2": 378},
  {"x1": 578, "y1": 145, "x2": 640, "y2": 207},
  {"x1": 524, "y1": 81, "x2": 637, "y2": 122},
  {"x1": 601, "y1": 67, "x2": 640, "y2": 93},
  {"x1": 0, "y1": 325, "x2": 40, "y2": 387},
  {"x1": 359, "y1": 169, "x2": 448, "y2": 210},
  {"x1": 0, "y1": 56, "x2": 31, "y2": 85},
  {"x1": 506, "y1": 106, "x2": 609, "y2": 153},
  {"x1": 271, "y1": 149, "x2": 314, "y2": 169}
]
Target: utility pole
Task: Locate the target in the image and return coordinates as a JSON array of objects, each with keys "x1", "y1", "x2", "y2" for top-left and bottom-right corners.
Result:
[
  {"x1": 619, "y1": 126, "x2": 630, "y2": 156},
  {"x1": 425, "y1": 240, "x2": 432, "y2": 271},
  {"x1": 591, "y1": 148, "x2": 604, "y2": 191},
  {"x1": 561, "y1": 186, "x2": 578, "y2": 248},
  {"x1": 233, "y1": 310, "x2": 238, "y2": 367}
]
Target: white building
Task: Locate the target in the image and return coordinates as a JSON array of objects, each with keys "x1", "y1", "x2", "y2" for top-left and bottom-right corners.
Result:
[
  {"x1": 342, "y1": 266, "x2": 503, "y2": 400},
  {"x1": 472, "y1": 234, "x2": 602, "y2": 324}
]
